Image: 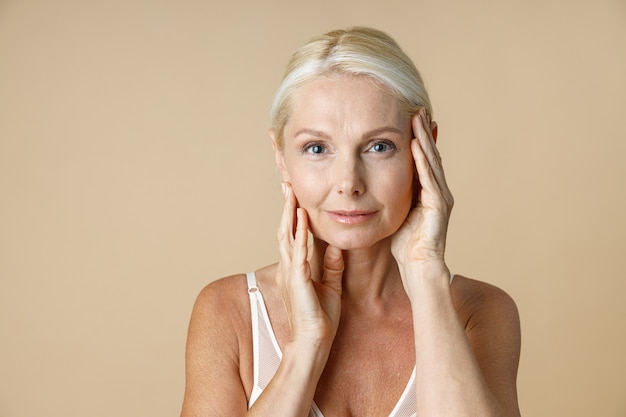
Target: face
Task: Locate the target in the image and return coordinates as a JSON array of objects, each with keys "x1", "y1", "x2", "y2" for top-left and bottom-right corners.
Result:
[{"x1": 273, "y1": 74, "x2": 415, "y2": 250}]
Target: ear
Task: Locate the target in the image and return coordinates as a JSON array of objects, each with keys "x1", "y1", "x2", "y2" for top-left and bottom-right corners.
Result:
[
  {"x1": 430, "y1": 120, "x2": 438, "y2": 143},
  {"x1": 269, "y1": 129, "x2": 291, "y2": 182}
]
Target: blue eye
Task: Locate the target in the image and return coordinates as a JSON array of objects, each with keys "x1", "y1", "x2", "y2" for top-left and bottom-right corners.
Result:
[
  {"x1": 304, "y1": 144, "x2": 325, "y2": 154},
  {"x1": 369, "y1": 141, "x2": 395, "y2": 153}
]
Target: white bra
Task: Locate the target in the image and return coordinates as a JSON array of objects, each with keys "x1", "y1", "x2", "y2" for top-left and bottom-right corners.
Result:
[{"x1": 244, "y1": 271, "x2": 454, "y2": 416}]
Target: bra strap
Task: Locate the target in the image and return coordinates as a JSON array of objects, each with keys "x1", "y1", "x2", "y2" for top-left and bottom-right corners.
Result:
[{"x1": 246, "y1": 271, "x2": 258, "y2": 290}]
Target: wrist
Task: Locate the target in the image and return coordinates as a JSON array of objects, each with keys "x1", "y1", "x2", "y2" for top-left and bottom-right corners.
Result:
[
  {"x1": 282, "y1": 339, "x2": 331, "y2": 378},
  {"x1": 398, "y1": 260, "x2": 450, "y2": 282},
  {"x1": 397, "y1": 261, "x2": 452, "y2": 303}
]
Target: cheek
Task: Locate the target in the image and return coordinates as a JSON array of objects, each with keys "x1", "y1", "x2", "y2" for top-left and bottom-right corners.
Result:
[
  {"x1": 289, "y1": 173, "x2": 328, "y2": 237},
  {"x1": 284, "y1": 163, "x2": 325, "y2": 208},
  {"x1": 384, "y1": 163, "x2": 415, "y2": 215}
]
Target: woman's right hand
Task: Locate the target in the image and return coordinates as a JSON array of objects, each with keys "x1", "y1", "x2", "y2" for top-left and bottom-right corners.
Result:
[{"x1": 276, "y1": 183, "x2": 344, "y2": 348}]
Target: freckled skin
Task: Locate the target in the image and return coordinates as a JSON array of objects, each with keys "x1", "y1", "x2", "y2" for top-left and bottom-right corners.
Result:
[{"x1": 275, "y1": 74, "x2": 415, "y2": 250}]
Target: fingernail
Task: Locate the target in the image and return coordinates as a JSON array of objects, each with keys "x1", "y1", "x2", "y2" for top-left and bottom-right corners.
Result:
[
  {"x1": 281, "y1": 182, "x2": 288, "y2": 198},
  {"x1": 296, "y1": 207, "x2": 302, "y2": 223}
]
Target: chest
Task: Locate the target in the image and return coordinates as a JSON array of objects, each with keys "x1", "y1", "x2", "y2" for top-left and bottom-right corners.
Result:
[
  {"x1": 255, "y1": 281, "x2": 417, "y2": 416},
  {"x1": 313, "y1": 316, "x2": 416, "y2": 416}
]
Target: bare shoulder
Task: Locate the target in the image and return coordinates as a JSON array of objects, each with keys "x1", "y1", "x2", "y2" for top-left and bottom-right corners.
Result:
[
  {"x1": 189, "y1": 263, "x2": 280, "y2": 347},
  {"x1": 195, "y1": 272, "x2": 249, "y2": 311},
  {"x1": 181, "y1": 267, "x2": 278, "y2": 416},
  {"x1": 186, "y1": 273, "x2": 251, "y2": 366},
  {"x1": 193, "y1": 273, "x2": 250, "y2": 325},
  {"x1": 450, "y1": 274, "x2": 520, "y2": 332},
  {"x1": 190, "y1": 264, "x2": 279, "y2": 332}
]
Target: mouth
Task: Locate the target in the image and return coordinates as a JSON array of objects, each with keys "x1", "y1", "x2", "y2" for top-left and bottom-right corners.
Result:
[{"x1": 325, "y1": 210, "x2": 378, "y2": 225}]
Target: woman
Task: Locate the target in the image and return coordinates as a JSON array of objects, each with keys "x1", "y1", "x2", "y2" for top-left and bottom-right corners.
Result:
[{"x1": 181, "y1": 27, "x2": 521, "y2": 417}]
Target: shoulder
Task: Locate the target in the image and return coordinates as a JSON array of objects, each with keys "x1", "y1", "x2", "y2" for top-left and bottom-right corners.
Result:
[
  {"x1": 187, "y1": 273, "x2": 251, "y2": 358},
  {"x1": 182, "y1": 269, "x2": 277, "y2": 414},
  {"x1": 451, "y1": 275, "x2": 521, "y2": 386},
  {"x1": 451, "y1": 275, "x2": 520, "y2": 330},
  {"x1": 190, "y1": 263, "x2": 280, "y2": 337},
  {"x1": 450, "y1": 275, "x2": 521, "y2": 367},
  {"x1": 193, "y1": 273, "x2": 249, "y2": 322}
]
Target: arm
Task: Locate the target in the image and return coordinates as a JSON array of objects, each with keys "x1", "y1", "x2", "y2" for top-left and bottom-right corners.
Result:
[
  {"x1": 180, "y1": 185, "x2": 344, "y2": 417},
  {"x1": 391, "y1": 109, "x2": 521, "y2": 417},
  {"x1": 180, "y1": 278, "x2": 249, "y2": 417},
  {"x1": 408, "y1": 272, "x2": 521, "y2": 417}
]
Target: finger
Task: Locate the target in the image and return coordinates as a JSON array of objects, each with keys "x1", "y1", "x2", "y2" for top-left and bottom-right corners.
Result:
[
  {"x1": 420, "y1": 111, "x2": 450, "y2": 191},
  {"x1": 411, "y1": 116, "x2": 438, "y2": 198},
  {"x1": 412, "y1": 110, "x2": 441, "y2": 172},
  {"x1": 292, "y1": 208, "x2": 309, "y2": 278},
  {"x1": 321, "y1": 245, "x2": 344, "y2": 292},
  {"x1": 424, "y1": 112, "x2": 443, "y2": 167},
  {"x1": 412, "y1": 113, "x2": 453, "y2": 205},
  {"x1": 411, "y1": 133, "x2": 454, "y2": 212},
  {"x1": 423, "y1": 112, "x2": 454, "y2": 207},
  {"x1": 277, "y1": 182, "x2": 297, "y2": 260}
]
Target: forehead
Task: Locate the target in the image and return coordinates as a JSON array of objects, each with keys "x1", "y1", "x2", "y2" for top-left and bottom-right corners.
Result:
[{"x1": 285, "y1": 74, "x2": 408, "y2": 134}]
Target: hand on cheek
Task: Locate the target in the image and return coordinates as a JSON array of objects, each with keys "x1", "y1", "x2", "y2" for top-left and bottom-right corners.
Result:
[
  {"x1": 276, "y1": 182, "x2": 344, "y2": 346},
  {"x1": 392, "y1": 109, "x2": 454, "y2": 287}
]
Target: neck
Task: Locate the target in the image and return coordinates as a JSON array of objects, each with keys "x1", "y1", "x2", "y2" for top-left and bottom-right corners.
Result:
[{"x1": 311, "y1": 237, "x2": 406, "y2": 311}]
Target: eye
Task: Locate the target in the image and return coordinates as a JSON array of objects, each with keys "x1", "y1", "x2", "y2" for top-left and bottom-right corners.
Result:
[
  {"x1": 303, "y1": 143, "x2": 326, "y2": 155},
  {"x1": 368, "y1": 140, "x2": 396, "y2": 153}
]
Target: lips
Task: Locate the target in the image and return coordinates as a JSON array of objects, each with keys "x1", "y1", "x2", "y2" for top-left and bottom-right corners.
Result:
[{"x1": 325, "y1": 210, "x2": 378, "y2": 225}]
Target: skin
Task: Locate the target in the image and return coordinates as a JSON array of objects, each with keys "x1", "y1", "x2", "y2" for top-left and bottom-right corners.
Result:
[{"x1": 180, "y1": 74, "x2": 521, "y2": 417}]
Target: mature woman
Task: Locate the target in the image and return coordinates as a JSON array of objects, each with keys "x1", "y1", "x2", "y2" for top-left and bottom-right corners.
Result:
[{"x1": 181, "y1": 27, "x2": 521, "y2": 417}]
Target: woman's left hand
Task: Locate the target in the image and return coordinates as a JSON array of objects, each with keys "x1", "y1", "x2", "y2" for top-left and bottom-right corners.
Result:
[{"x1": 391, "y1": 108, "x2": 454, "y2": 291}]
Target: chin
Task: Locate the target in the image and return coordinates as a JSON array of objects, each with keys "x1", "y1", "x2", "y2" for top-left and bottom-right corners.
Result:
[{"x1": 313, "y1": 229, "x2": 394, "y2": 251}]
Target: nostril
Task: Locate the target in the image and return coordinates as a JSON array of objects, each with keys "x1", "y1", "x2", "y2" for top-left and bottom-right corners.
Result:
[{"x1": 334, "y1": 161, "x2": 365, "y2": 196}]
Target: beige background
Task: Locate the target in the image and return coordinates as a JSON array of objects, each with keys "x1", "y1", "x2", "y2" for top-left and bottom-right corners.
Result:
[{"x1": 1, "y1": 0, "x2": 625, "y2": 416}]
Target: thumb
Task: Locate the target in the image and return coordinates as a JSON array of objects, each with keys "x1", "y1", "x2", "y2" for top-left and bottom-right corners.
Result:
[{"x1": 321, "y1": 245, "x2": 344, "y2": 292}]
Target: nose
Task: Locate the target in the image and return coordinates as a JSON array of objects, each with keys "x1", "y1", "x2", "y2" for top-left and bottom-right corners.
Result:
[{"x1": 334, "y1": 154, "x2": 365, "y2": 196}]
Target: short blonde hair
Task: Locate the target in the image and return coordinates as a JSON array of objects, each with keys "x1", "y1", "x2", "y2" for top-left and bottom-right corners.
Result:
[{"x1": 270, "y1": 27, "x2": 433, "y2": 148}]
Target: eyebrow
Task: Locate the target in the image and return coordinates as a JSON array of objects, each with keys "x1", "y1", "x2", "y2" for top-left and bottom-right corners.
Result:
[
  {"x1": 294, "y1": 126, "x2": 404, "y2": 140},
  {"x1": 294, "y1": 129, "x2": 331, "y2": 139},
  {"x1": 364, "y1": 126, "x2": 405, "y2": 138}
]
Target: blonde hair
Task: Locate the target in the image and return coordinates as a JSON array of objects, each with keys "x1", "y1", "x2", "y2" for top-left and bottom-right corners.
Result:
[{"x1": 270, "y1": 27, "x2": 433, "y2": 148}]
